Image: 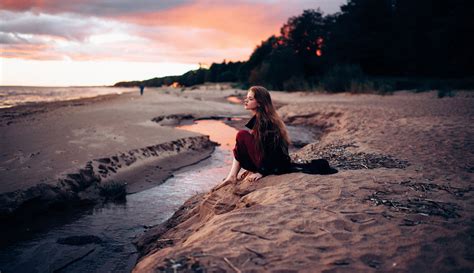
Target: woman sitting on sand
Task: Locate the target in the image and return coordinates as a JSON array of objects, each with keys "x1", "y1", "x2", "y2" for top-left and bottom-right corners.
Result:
[{"x1": 222, "y1": 86, "x2": 292, "y2": 184}]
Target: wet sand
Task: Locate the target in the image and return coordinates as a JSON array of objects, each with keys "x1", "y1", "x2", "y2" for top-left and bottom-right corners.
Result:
[
  {"x1": 0, "y1": 86, "x2": 248, "y2": 220},
  {"x1": 134, "y1": 90, "x2": 474, "y2": 272}
]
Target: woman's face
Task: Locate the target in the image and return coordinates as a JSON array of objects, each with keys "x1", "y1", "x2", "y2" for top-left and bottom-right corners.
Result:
[{"x1": 244, "y1": 91, "x2": 258, "y2": 111}]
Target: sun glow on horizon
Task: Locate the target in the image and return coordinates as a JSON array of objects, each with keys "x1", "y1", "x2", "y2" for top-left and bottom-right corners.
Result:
[{"x1": 0, "y1": 58, "x2": 199, "y2": 86}]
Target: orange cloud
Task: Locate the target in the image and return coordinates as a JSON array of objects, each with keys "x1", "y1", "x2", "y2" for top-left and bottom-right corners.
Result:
[{"x1": 117, "y1": 2, "x2": 286, "y2": 50}]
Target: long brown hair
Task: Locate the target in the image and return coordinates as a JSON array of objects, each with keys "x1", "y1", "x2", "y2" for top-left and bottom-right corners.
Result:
[{"x1": 249, "y1": 86, "x2": 290, "y2": 158}]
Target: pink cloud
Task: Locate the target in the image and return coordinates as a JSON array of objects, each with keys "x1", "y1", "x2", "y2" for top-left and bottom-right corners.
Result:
[
  {"x1": 118, "y1": 2, "x2": 288, "y2": 47},
  {"x1": 1, "y1": 43, "x2": 62, "y2": 60}
]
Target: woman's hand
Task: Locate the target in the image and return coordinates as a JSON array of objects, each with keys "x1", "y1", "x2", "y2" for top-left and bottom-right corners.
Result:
[
  {"x1": 246, "y1": 172, "x2": 263, "y2": 182},
  {"x1": 213, "y1": 176, "x2": 236, "y2": 191}
]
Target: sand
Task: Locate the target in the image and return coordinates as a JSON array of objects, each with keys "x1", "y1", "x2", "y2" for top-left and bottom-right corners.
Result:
[
  {"x1": 133, "y1": 90, "x2": 474, "y2": 272},
  {"x1": 0, "y1": 86, "x2": 247, "y2": 220}
]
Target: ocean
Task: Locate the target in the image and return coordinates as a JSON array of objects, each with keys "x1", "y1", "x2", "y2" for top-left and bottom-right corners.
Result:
[{"x1": 0, "y1": 86, "x2": 137, "y2": 109}]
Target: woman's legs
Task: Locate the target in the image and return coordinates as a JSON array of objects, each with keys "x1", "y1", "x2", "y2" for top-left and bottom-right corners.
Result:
[
  {"x1": 224, "y1": 157, "x2": 241, "y2": 182},
  {"x1": 216, "y1": 130, "x2": 260, "y2": 190},
  {"x1": 233, "y1": 130, "x2": 261, "y2": 172},
  {"x1": 214, "y1": 158, "x2": 241, "y2": 191}
]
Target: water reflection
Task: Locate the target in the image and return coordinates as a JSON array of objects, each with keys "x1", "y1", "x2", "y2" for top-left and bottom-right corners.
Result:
[
  {"x1": 226, "y1": 96, "x2": 243, "y2": 104},
  {"x1": 178, "y1": 119, "x2": 236, "y2": 151}
]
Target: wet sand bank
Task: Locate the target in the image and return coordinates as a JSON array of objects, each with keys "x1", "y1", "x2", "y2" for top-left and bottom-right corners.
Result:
[{"x1": 0, "y1": 86, "x2": 247, "y2": 222}]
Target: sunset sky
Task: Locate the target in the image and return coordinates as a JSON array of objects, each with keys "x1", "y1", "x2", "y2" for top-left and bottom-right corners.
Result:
[{"x1": 0, "y1": 0, "x2": 344, "y2": 86}]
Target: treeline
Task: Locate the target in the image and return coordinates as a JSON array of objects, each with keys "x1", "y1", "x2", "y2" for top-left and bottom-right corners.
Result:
[
  {"x1": 114, "y1": 61, "x2": 243, "y2": 87},
  {"x1": 115, "y1": 0, "x2": 474, "y2": 92}
]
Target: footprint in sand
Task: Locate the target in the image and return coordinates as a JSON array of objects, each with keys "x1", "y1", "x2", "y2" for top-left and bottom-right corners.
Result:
[{"x1": 6, "y1": 150, "x2": 35, "y2": 164}]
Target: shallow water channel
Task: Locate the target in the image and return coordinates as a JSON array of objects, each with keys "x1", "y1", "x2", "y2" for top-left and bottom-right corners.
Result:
[
  {"x1": 0, "y1": 119, "x2": 317, "y2": 273},
  {"x1": 0, "y1": 120, "x2": 235, "y2": 273}
]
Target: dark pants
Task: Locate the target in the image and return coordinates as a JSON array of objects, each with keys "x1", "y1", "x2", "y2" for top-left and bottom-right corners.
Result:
[{"x1": 233, "y1": 130, "x2": 262, "y2": 173}]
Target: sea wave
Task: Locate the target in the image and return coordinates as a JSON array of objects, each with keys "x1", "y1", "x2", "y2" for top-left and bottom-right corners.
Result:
[{"x1": 0, "y1": 86, "x2": 137, "y2": 108}]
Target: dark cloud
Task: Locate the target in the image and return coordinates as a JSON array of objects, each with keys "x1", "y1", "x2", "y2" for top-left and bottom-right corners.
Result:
[
  {"x1": 0, "y1": 11, "x2": 113, "y2": 41},
  {"x1": 0, "y1": 33, "x2": 28, "y2": 44},
  {"x1": 0, "y1": 0, "x2": 191, "y2": 16}
]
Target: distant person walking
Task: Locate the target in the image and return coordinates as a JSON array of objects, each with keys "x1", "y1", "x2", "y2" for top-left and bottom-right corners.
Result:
[{"x1": 139, "y1": 85, "x2": 145, "y2": 96}]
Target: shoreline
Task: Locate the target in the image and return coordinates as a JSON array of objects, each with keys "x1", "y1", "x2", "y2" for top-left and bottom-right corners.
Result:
[
  {"x1": 0, "y1": 85, "x2": 136, "y2": 110},
  {"x1": 0, "y1": 90, "x2": 130, "y2": 127}
]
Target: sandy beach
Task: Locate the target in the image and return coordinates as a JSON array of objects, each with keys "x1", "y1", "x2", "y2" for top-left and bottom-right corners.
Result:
[
  {"x1": 1, "y1": 86, "x2": 473, "y2": 272},
  {"x1": 133, "y1": 90, "x2": 474, "y2": 272}
]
